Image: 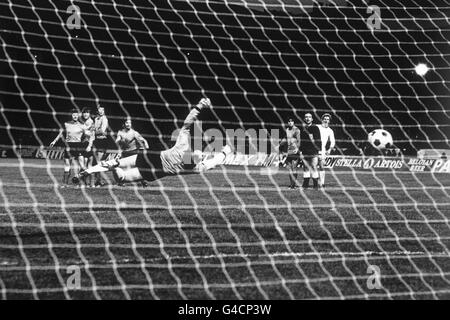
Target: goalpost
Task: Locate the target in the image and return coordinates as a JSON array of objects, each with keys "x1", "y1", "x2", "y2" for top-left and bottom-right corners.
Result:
[{"x1": 0, "y1": 0, "x2": 449, "y2": 299}]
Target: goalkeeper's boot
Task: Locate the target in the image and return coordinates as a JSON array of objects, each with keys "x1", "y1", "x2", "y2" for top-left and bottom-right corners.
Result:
[
  {"x1": 100, "y1": 158, "x2": 120, "y2": 170},
  {"x1": 72, "y1": 170, "x2": 89, "y2": 184}
]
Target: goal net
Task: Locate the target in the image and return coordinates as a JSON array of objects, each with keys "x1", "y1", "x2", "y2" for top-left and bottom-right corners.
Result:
[{"x1": 0, "y1": 0, "x2": 449, "y2": 299}]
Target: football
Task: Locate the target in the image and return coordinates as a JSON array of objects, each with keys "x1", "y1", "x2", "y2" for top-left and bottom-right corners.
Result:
[{"x1": 368, "y1": 129, "x2": 393, "y2": 149}]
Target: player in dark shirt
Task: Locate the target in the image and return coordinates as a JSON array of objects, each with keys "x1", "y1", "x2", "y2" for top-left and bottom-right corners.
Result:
[{"x1": 299, "y1": 113, "x2": 322, "y2": 189}]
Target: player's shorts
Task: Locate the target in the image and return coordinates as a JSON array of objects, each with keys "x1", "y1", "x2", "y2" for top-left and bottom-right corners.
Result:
[
  {"x1": 64, "y1": 142, "x2": 85, "y2": 159},
  {"x1": 93, "y1": 137, "x2": 108, "y2": 151},
  {"x1": 81, "y1": 142, "x2": 93, "y2": 158},
  {"x1": 301, "y1": 152, "x2": 319, "y2": 165},
  {"x1": 135, "y1": 151, "x2": 166, "y2": 182}
]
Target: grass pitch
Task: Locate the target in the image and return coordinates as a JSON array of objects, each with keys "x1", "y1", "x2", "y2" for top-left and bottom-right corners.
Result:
[{"x1": 0, "y1": 159, "x2": 449, "y2": 299}]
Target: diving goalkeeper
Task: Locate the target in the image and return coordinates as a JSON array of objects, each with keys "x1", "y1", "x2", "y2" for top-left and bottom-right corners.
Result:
[{"x1": 73, "y1": 98, "x2": 232, "y2": 184}]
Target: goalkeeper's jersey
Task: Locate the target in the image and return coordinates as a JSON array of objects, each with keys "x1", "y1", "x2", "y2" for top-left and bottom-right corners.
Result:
[{"x1": 300, "y1": 124, "x2": 321, "y2": 156}]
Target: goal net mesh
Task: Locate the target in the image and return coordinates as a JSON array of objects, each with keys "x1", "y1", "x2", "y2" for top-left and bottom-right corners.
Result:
[{"x1": 0, "y1": 0, "x2": 449, "y2": 299}]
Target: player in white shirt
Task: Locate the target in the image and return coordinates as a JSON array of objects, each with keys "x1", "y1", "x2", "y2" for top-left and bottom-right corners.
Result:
[{"x1": 318, "y1": 113, "x2": 335, "y2": 188}]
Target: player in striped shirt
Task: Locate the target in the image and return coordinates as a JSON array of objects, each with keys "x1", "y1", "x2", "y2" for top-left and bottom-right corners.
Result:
[
  {"x1": 74, "y1": 98, "x2": 232, "y2": 184},
  {"x1": 50, "y1": 109, "x2": 86, "y2": 187},
  {"x1": 318, "y1": 113, "x2": 336, "y2": 188}
]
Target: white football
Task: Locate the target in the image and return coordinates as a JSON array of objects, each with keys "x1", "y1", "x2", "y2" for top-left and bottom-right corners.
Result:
[{"x1": 368, "y1": 129, "x2": 393, "y2": 150}]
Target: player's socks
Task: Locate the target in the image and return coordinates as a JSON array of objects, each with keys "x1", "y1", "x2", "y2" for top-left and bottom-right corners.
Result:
[
  {"x1": 319, "y1": 170, "x2": 325, "y2": 186},
  {"x1": 62, "y1": 172, "x2": 69, "y2": 185},
  {"x1": 302, "y1": 170, "x2": 310, "y2": 188},
  {"x1": 302, "y1": 178, "x2": 310, "y2": 188},
  {"x1": 288, "y1": 174, "x2": 294, "y2": 188},
  {"x1": 62, "y1": 165, "x2": 71, "y2": 185},
  {"x1": 312, "y1": 171, "x2": 319, "y2": 189},
  {"x1": 313, "y1": 178, "x2": 319, "y2": 189},
  {"x1": 290, "y1": 173, "x2": 298, "y2": 188}
]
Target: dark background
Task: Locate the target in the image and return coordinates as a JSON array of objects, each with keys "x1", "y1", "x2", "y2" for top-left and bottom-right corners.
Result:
[{"x1": 0, "y1": 0, "x2": 449, "y2": 155}]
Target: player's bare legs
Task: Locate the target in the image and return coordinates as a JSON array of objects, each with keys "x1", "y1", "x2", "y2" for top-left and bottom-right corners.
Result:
[
  {"x1": 62, "y1": 158, "x2": 71, "y2": 187},
  {"x1": 94, "y1": 150, "x2": 106, "y2": 186},
  {"x1": 84, "y1": 153, "x2": 94, "y2": 187},
  {"x1": 285, "y1": 156, "x2": 299, "y2": 189},
  {"x1": 75, "y1": 154, "x2": 86, "y2": 186},
  {"x1": 310, "y1": 157, "x2": 319, "y2": 188},
  {"x1": 318, "y1": 154, "x2": 326, "y2": 188}
]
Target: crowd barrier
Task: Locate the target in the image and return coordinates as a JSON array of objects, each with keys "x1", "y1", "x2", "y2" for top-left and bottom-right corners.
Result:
[{"x1": 1, "y1": 147, "x2": 449, "y2": 173}]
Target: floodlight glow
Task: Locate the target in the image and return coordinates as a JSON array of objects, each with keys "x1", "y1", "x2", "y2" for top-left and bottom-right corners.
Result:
[{"x1": 415, "y1": 63, "x2": 430, "y2": 76}]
